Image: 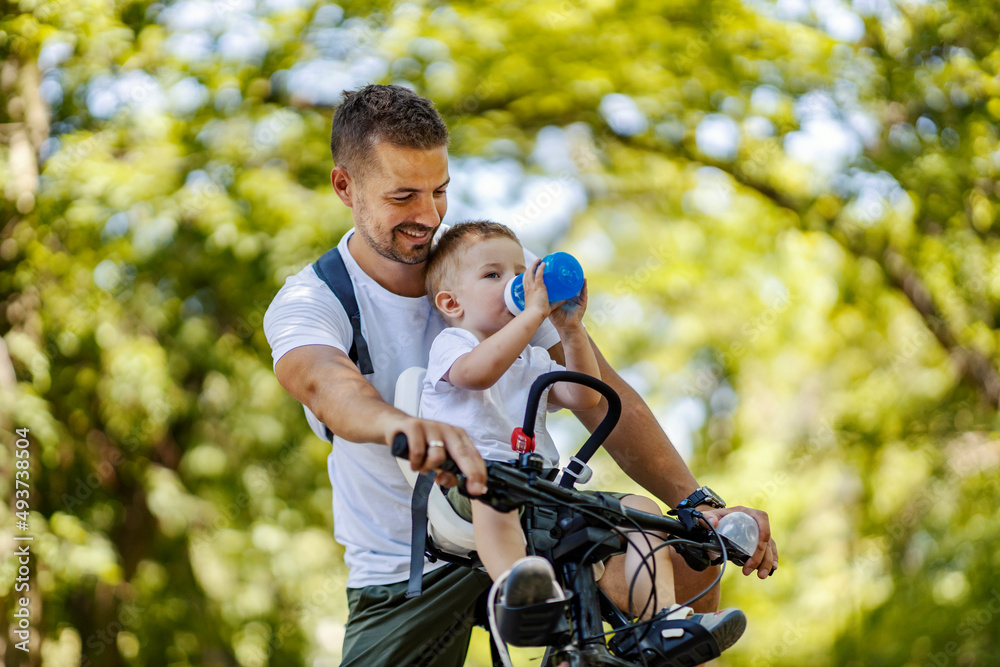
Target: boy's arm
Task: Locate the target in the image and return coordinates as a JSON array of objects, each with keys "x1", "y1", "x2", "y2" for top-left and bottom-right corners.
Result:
[
  {"x1": 448, "y1": 259, "x2": 550, "y2": 391},
  {"x1": 547, "y1": 282, "x2": 602, "y2": 410},
  {"x1": 448, "y1": 309, "x2": 547, "y2": 390},
  {"x1": 547, "y1": 324, "x2": 601, "y2": 410}
]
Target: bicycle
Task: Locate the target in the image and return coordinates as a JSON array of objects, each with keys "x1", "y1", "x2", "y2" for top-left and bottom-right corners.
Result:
[{"x1": 393, "y1": 371, "x2": 763, "y2": 667}]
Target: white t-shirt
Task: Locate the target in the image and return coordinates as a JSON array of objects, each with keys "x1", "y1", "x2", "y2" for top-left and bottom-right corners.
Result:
[
  {"x1": 421, "y1": 328, "x2": 565, "y2": 468},
  {"x1": 263, "y1": 228, "x2": 560, "y2": 587}
]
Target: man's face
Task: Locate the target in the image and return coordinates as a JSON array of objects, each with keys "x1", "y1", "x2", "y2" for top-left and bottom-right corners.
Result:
[{"x1": 349, "y1": 142, "x2": 449, "y2": 265}]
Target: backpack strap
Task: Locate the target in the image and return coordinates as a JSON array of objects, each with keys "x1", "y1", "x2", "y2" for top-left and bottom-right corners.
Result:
[
  {"x1": 406, "y1": 473, "x2": 436, "y2": 598},
  {"x1": 312, "y1": 247, "x2": 375, "y2": 442}
]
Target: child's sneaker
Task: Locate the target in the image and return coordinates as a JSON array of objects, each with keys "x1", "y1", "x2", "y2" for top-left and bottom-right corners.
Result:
[
  {"x1": 690, "y1": 607, "x2": 746, "y2": 652},
  {"x1": 502, "y1": 556, "x2": 564, "y2": 606},
  {"x1": 609, "y1": 604, "x2": 746, "y2": 667}
]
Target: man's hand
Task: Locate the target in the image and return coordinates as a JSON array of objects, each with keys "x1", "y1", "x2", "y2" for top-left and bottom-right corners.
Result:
[
  {"x1": 699, "y1": 505, "x2": 778, "y2": 579},
  {"x1": 387, "y1": 417, "x2": 488, "y2": 495}
]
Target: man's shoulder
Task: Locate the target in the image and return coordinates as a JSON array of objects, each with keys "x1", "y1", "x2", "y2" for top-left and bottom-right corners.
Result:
[
  {"x1": 265, "y1": 259, "x2": 349, "y2": 328},
  {"x1": 270, "y1": 261, "x2": 331, "y2": 300}
]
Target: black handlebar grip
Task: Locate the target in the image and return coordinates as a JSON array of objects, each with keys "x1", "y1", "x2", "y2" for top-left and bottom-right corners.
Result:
[{"x1": 391, "y1": 432, "x2": 410, "y2": 459}]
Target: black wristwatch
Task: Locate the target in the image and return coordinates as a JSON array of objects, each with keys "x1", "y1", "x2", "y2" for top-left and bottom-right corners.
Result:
[{"x1": 676, "y1": 486, "x2": 726, "y2": 510}]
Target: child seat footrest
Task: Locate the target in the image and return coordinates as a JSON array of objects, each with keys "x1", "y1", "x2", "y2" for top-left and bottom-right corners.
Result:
[
  {"x1": 496, "y1": 594, "x2": 572, "y2": 647},
  {"x1": 608, "y1": 617, "x2": 721, "y2": 667}
]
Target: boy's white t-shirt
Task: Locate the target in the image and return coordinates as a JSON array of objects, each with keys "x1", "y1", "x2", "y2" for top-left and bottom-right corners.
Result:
[
  {"x1": 262, "y1": 228, "x2": 560, "y2": 587},
  {"x1": 421, "y1": 328, "x2": 565, "y2": 468}
]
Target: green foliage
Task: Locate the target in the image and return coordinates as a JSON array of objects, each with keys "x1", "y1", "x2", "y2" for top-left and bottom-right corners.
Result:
[{"x1": 2, "y1": 0, "x2": 999, "y2": 665}]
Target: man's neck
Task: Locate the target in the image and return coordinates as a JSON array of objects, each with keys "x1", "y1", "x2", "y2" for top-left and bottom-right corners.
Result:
[{"x1": 347, "y1": 233, "x2": 428, "y2": 298}]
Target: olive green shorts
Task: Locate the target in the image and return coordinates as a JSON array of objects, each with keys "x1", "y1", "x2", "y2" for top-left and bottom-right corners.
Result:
[{"x1": 341, "y1": 564, "x2": 492, "y2": 666}]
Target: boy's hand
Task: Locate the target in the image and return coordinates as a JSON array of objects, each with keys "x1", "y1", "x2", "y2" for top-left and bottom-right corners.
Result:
[
  {"x1": 549, "y1": 280, "x2": 588, "y2": 332},
  {"x1": 521, "y1": 258, "x2": 551, "y2": 320}
]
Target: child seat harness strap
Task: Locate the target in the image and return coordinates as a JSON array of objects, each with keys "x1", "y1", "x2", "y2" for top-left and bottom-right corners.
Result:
[
  {"x1": 312, "y1": 247, "x2": 375, "y2": 441},
  {"x1": 407, "y1": 474, "x2": 436, "y2": 598}
]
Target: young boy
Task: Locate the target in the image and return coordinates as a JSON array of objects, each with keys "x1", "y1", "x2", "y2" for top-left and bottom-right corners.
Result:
[
  {"x1": 421, "y1": 220, "x2": 602, "y2": 600},
  {"x1": 419, "y1": 221, "x2": 745, "y2": 661}
]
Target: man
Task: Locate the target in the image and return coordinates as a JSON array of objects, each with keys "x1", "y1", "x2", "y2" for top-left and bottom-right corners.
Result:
[{"x1": 264, "y1": 84, "x2": 777, "y2": 666}]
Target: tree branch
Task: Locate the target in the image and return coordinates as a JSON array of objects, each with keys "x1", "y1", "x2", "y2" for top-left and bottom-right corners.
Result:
[{"x1": 615, "y1": 133, "x2": 1000, "y2": 410}]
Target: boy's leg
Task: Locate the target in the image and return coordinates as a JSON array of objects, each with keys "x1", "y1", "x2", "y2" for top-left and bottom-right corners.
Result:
[
  {"x1": 597, "y1": 494, "x2": 676, "y2": 619},
  {"x1": 471, "y1": 500, "x2": 527, "y2": 581},
  {"x1": 341, "y1": 564, "x2": 491, "y2": 667}
]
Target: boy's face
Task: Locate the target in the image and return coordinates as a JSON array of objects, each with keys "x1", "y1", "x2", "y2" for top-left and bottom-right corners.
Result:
[{"x1": 450, "y1": 236, "x2": 526, "y2": 339}]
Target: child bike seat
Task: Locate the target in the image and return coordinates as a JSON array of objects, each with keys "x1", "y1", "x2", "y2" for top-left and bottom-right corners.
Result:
[{"x1": 393, "y1": 366, "x2": 477, "y2": 558}]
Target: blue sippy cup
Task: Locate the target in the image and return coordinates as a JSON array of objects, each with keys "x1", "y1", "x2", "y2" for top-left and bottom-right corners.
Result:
[{"x1": 504, "y1": 252, "x2": 585, "y2": 315}]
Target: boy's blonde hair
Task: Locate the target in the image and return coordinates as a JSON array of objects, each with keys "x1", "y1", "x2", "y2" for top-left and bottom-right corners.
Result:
[{"x1": 425, "y1": 221, "x2": 520, "y2": 318}]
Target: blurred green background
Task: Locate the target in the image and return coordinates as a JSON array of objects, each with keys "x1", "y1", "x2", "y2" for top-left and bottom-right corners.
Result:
[{"x1": 2, "y1": 0, "x2": 1000, "y2": 664}]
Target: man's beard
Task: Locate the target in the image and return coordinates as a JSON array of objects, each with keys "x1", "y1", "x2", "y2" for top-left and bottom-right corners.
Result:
[{"x1": 354, "y1": 211, "x2": 436, "y2": 265}]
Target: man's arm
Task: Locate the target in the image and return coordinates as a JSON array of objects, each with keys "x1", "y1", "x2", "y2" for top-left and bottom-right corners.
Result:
[
  {"x1": 548, "y1": 341, "x2": 696, "y2": 506},
  {"x1": 275, "y1": 344, "x2": 487, "y2": 494},
  {"x1": 548, "y1": 339, "x2": 777, "y2": 578}
]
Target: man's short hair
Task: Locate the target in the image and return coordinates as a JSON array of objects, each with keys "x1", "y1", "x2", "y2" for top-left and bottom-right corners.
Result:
[
  {"x1": 330, "y1": 84, "x2": 449, "y2": 178},
  {"x1": 426, "y1": 221, "x2": 520, "y2": 317}
]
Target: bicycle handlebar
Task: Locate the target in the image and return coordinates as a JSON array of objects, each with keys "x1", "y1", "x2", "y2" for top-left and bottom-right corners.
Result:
[{"x1": 390, "y1": 433, "x2": 755, "y2": 568}]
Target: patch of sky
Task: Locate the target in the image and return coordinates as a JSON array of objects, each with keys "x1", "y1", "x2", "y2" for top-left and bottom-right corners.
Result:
[
  {"x1": 311, "y1": 4, "x2": 345, "y2": 26},
  {"x1": 163, "y1": 30, "x2": 215, "y2": 61},
  {"x1": 408, "y1": 37, "x2": 451, "y2": 62},
  {"x1": 86, "y1": 71, "x2": 166, "y2": 120},
  {"x1": 915, "y1": 116, "x2": 938, "y2": 142},
  {"x1": 40, "y1": 70, "x2": 64, "y2": 107},
  {"x1": 94, "y1": 259, "x2": 124, "y2": 291},
  {"x1": 158, "y1": 0, "x2": 219, "y2": 32},
  {"x1": 447, "y1": 156, "x2": 588, "y2": 252},
  {"x1": 783, "y1": 90, "x2": 865, "y2": 177},
  {"x1": 745, "y1": 0, "x2": 867, "y2": 42},
  {"x1": 852, "y1": 0, "x2": 902, "y2": 24},
  {"x1": 214, "y1": 85, "x2": 242, "y2": 114},
  {"x1": 531, "y1": 126, "x2": 579, "y2": 175},
  {"x1": 263, "y1": 0, "x2": 315, "y2": 13},
  {"x1": 38, "y1": 137, "x2": 60, "y2": 164},
  {"x1": 599, "y1": 94, "x2": 648, "y2": 137},
  {"x1": 659, "y1": 396, "x2": 707, "y2": 461},
  {"x1": 696, "y1": 114, "x2": 741, "y2": 162},
  {"x1": 218, "y1": 23, "x2": 270, "y2": 63},
  {"x1": 167, "y1": 77, "x2": 210, "y2": 116},
  {"x1": 571, "y1": 230, "x2": 616, "y2": 269},
  {"x1": 683, "y1": 167, "x2": 734, "y2": 217},
  {"x1": 750, "y1": 85, "x2": 783, "y2": 116},
  {"x1": 133, "y1": 216, "x2": 178, "y2": 260},
  {"x1": 283, "y1": 56, "x2": 388, "y2": 106},
  {"x1": 102, "y1": 212, "x2": 132, "y2": 242},
  {"x1": 831, "y1": 168, "x2": 913, "y2": 226},
  {"x1": 309, "y1": 18, "x2": 378, "y2": 60},
  {"x1": 744, "y1": 115, "x2": 775, "y2": 139},
  {"x1": 760, "y1": 275, "x2": 790, "y2": 307},
  {"x1": 158, "y1": 0, "x2": 276, "y2": 63},
  {"x1": 38, "y1": 39, "x2": 73, "y2": 70},
  {"x1": 618, "y1": 361, "x2": 659, "y2": 397},
  {"x1": 710, "y1": 381, "x2": 739, "y2": 415}
]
